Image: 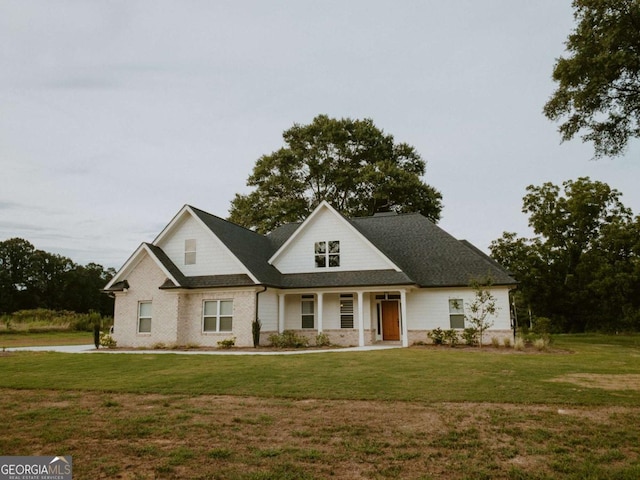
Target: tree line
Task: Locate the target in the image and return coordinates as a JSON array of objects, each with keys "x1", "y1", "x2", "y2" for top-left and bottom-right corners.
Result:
[
  {"x1": 490, "y1": 178, "x2": 640, "y2": 333},
  {"x1": 0, "y1": 238, "x2": 114, "y2": 317}
]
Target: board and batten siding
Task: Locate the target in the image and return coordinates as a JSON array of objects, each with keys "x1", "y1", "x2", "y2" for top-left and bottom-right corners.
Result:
[
  {"x1": 406, "y1": 287, "x2": 512, "y2": 331},
  {"x1": 156, "y1": 214, "x2": 247, "y2": 277},
  {"x1": 272, "y1": 207, "x2": 395, "y2": 274},
  {"x1": 257, "y1": 289, "x2": 278, "y2": 332}
]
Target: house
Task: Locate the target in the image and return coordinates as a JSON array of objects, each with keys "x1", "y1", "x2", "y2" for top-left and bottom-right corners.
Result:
[{"x1": 103, "y1": 201, "x2": 517, "y2": 348}]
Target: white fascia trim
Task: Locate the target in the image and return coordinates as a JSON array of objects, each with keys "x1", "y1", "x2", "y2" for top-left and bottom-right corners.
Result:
[
  {"x1": 104, "y1": 243, "x2": 180, "y2": 289},
  {"x1": 268, "y1": 200, "x2": 402, "y2": 272},
  {"x1": 152, "y1": 204, "x2": 191, "y2": 245}
]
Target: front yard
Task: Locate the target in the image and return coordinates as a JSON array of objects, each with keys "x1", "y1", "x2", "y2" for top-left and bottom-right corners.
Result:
[{"x1": 1, "y1": 334, "x2": 639, "y2": 479}]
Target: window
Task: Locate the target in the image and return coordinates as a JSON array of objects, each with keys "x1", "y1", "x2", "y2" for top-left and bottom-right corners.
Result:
[
  {"x1": 449, "y1": 299, "x2": 465, "y2": 329},
  {"x1": 138, "y1": 302, "x2": 152, "y2": 333},
  {"x1": 185, "y1": 239, "x2": 196, "y2": 265},
  {"x1": 314, "y1": 240, "x2": 340, "y2": 268},
  {"x1": 301, "y1": 295, "x2": 314, "y2": 329},
  {"x1": 203, "y1": 300, "x2": 233, "y2": 332},
  {"x1": 340, "y1": 294, "x2": 354, "y2": 328}
]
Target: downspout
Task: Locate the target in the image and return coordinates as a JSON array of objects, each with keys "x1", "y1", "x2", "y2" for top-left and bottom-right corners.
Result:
[{"x1": 255, "y1": 285, "x2": 268, "y2": 322}]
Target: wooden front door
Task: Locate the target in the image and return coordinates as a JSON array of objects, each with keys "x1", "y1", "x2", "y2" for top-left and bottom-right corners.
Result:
[{"x1": 381, "y1": 301, "x2": 400, "y2": 341}]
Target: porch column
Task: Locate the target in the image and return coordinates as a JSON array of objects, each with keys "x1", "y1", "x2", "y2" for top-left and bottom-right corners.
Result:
[
  {"x1": 278, "y1": 294, "x2": 285, "y2": 333},
  {"x1": 357, "y1": 290, "x2": 365, "y2": 347},
  {"x1": 316, "y1": 292, "x2": 324, "y2": 333},
  {"x1": 400, "y1": 289, "x2": 409, "y2": 347}
]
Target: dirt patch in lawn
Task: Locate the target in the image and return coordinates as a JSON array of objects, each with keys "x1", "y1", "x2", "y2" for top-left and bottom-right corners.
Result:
[
  {"x1": 1, "y1": 389, "x2": 639, "y2": 479},
  {"x1": 549, "y1": 373, "x2": 640, "y2": 391}
]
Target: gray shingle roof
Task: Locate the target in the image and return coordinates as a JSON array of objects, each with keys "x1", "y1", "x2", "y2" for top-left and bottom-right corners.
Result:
[
  {"x1": 132, "y1": 206, "x2": 515, "y2": 290},
  {"x1": 349, "y1": 213, "x2": 516, "y2": 287}
]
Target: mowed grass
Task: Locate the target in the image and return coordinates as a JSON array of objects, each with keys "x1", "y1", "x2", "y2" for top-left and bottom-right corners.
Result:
[
  {"x1": 1, "y1": 334, "x2": 639, "y2": 405},
  {"x1": 1, "y1": 334, "x2": 640, "y2": 479},
  {"x1": 0, "y1": 330, "x2": 92, "y2": 347}
]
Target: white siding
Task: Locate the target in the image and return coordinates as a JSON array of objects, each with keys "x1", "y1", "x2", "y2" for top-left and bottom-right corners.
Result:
[
  {"x1": 272, "y1": 207, "x2": 394, "y2": 273},
  {"x1": 406, "y1": 286, "x2": 512, "y2": 331},
  {"x1": 156, "y1": 215, "x2": 246, "y2": 277},
  {"x1": 257, "y1": 289, "x2": 278, "y2": 332}
]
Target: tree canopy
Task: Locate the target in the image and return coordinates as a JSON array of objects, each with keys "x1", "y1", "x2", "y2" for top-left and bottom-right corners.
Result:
[
  {"x1": 228, "y1": 115, "x2": 442, "y2": 233},
  {"x1": 0, "y1": 238, "x2": 115, "y2": 316},
  {"x1": 544, "y1": 0, "x2": 640, "y2": 158},
  {"x1": 490, "y1": 178, "x2": 640, "y2": 332}
]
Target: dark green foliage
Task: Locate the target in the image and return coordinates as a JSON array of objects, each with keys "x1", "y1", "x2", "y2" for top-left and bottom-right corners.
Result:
[
  {"x1": 0, "y1": 238, "x2": 114, "y2": 316},
  {"x1": 427, "y1": 327, "x2": 445, "y2": 345},
  {"x1": 544, "y1": 0, "x2": 640, "y2": 158},
  {"x1": 268, "y1": 330, "x2": 310, "y2": 348},
  {"x1": 252, "y1": 319, "x2": 261, "y2": 348},
  {"x1": 490, "y1": 178, "x2": 640, "y2": 332},
  {"x1": 228, "y1": 114, "x2": 442, "y2": 233},
  {"x1": 93, "y1": 323, "x2": 100, "y2": 349},
  {"x1": 462, "y1": 327, "x2": 479, "y2": 346}
]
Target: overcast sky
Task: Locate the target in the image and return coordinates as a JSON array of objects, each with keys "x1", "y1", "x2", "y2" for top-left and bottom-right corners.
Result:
[{"x1": 1, "y1": 1, "x2": 639, "y2": 270}]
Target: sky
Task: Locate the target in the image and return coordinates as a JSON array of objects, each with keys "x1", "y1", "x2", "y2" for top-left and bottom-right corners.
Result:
[{"x1": 1, "y1": 0, "x2": 639, "y2": 270}]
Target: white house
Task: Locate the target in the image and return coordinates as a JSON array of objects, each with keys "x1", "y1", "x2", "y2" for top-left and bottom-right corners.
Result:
[{"x1": 104, "y1": 201, "x2": 517, "y2": 348}]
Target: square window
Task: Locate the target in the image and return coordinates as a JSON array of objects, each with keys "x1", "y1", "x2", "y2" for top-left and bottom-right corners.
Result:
[{"x1": 203, "y1": 300, "x2": 233, "y2": 333}]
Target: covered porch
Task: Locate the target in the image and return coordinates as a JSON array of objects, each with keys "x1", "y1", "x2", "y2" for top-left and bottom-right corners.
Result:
[{"x1": 275, "y1": 288, "x2": 412, "y2": 347}]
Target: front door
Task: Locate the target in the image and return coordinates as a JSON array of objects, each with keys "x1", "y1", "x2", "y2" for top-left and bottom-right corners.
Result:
[{"x1": 381, "y1": 301, "x2": 400, "y2": 341}]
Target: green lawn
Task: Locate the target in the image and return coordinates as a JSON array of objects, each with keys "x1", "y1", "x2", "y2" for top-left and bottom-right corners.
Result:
[
  {"x1": 0, "y1": 330, "x2": 92, "y2": 347},
  {"x1": 1, "y1": 334, "x2": 639, "y2": 405},
  {"x1": 1, "y1": 334, "x2": 639, "y2": 479}
]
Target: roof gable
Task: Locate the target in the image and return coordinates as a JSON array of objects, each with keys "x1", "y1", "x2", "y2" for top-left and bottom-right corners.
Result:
[
  {"x1": 154, "y1": 205, "x2": 261, "y2": 283},
  {"x1": 104, "y1": 243, "x2": 182, "y2": 290},
  {"x1": 268, "y1": 201, "x2": 400, "y2": 274}
]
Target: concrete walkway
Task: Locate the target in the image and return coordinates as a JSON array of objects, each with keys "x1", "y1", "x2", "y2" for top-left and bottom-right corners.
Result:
[{"x1": 6, "y1": 344, "x2": 401, "y2": 355}]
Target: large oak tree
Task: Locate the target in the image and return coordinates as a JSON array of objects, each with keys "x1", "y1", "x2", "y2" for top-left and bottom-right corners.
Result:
[
  {"x1": 544, "y1": 0, "x2": 640, "y2": 158},
  {"x1": 228, "y1": 115, "x2": 442, "y2": 233}
]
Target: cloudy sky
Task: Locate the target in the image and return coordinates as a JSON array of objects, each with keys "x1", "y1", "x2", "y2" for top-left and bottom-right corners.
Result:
[{"x1": 1, "y1": 1, "x2": 639, "y2": 269}]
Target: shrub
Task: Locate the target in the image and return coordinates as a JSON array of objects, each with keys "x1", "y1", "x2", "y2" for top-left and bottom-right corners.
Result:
[
  {"x1": 491, "y1": 336, "x2": 500, "y2": 348},
  {"x1": 315, "y1": 332, "x2": 331, "y2": 347},
  {"x1": 252, "y1": 319, "x2": 261, "y2": 348},
  {"x1": 532, "y1": 317, "x2": 552, "y2": 336},
  {"x1": 217, "y1": 338, "x2": 236, "y2": 349},
  {"x1": 427, "y1": 328, "x2": 445, "y2": 345},
  {"x1": 268, "y1": 330, "x2": 309, "y2": 348},
  {"x1": 443, "y1": 329, "x2": 459, "y2": 347},
  {"x1": 462, "y1": 327, "x2": 478, "y2": 346},
  {"x1": 533, "y1": 337, "x2": 549, "y2": 351},
  {"x1": 514, "y1": 336, "x2": 525, "y2": 351},
  {"x1": 99, "y1": 333, "x2": 117, "y2": 349},
  {"x1": 503, "y1": 336, "x2": 512, "y2": 348}
]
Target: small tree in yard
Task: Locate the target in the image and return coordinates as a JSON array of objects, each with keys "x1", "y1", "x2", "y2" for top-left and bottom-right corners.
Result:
[{"x1": 465, "y1": 279, "x2": 499, "y2": 348}]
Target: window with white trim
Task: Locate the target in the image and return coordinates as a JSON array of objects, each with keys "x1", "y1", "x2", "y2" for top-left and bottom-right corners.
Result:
[
  {"x1": 314, "y1": 241, "x2": 340, "y2": 268},
  {"x1": 203, "y1": 300, "x2": 233, "y2": 332},
  {"x1": 185, "y1": 239, "x2": 196, "y2": 265},
  {"x1": 449, "y1": 299, "x2": 465, "y2": 329},
  {"x1": 138, "y1": 302, "x2": 152, "y2": 333},
  {"x1": 301, "y1": 295, "x2": 314, "y2": 329},
  {"x1": 340, "y1": 294, "x2": 354, "y2": 328}
]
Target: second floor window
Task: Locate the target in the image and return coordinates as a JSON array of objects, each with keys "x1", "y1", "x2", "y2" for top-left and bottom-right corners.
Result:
[
  {"x1": 185, "y1": 239, "x2": 196, "y2": 265},
  {"x1": 314, "y1": 240, "x2": 340, "y2": 268}
]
